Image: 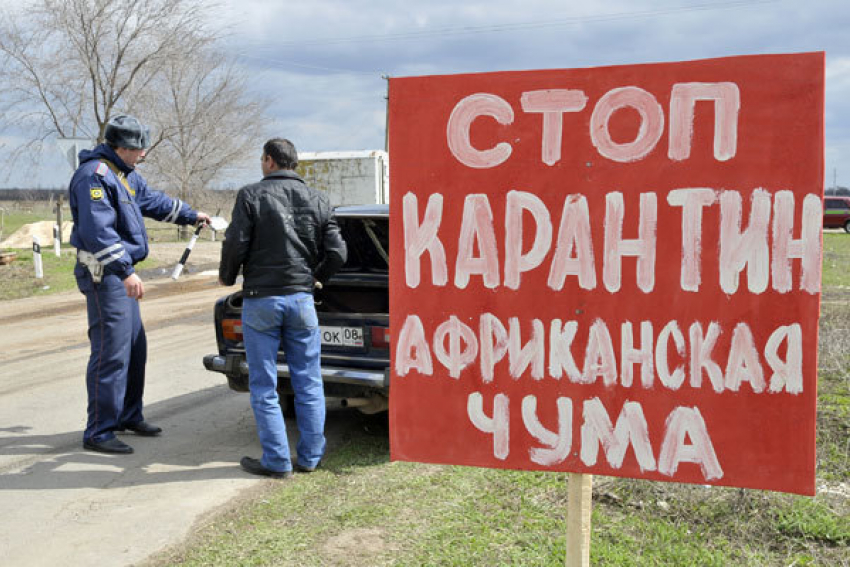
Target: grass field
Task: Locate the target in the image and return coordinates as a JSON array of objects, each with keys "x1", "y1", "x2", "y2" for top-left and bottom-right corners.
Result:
[
  {"x1": 146, "y1": 235, "x2": 850, "y2": 567},
  {"x1": 0, "y1": 209, "x2": 177, "y2": 300},
  {"x1": 822, "y1": 233, "x2": 850, "y2": 288}
]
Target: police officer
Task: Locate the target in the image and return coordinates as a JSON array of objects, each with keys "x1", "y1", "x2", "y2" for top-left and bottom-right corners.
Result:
[{"x1": 70, "y1": 114, "x2": 210, "y2": 454}]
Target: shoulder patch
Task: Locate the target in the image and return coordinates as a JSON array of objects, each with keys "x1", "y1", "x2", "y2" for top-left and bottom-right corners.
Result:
[
  {"x1": 95, "y1": 163, "x2": 108, "y2": 177},
  {"x1": 90, "y1": 187, "x2": 104, "y2": 201}
]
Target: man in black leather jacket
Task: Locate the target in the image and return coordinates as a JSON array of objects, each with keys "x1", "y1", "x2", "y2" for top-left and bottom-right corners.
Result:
[{"x1": 219, "y1": 138, "x2": 347, "y2": 478}]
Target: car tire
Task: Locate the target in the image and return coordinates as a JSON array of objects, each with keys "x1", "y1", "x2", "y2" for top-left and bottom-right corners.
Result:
[
  {"x1": 227, "y1": 374, "x2": 250, "y2": 392},
  {"x1": 844, "y1": 221, "x2": 850, "y2": 234}
]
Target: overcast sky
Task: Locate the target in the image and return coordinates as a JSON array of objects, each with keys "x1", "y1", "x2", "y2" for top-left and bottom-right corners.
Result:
[{"x1": 1, "y1": 0, "x2": 848, "y2": 188}]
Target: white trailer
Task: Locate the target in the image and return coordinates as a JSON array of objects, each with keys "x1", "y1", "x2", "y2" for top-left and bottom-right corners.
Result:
[{"x1": 296, "y1": 150, "x2": 389, "y2": 206}]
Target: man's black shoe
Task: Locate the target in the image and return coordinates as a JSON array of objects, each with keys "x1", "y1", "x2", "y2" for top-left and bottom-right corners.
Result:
[
  {"x1": 294, "y1": 461, "x2": 321, "y2": 473},
  {"x1": 118, "y1": 421, "x2": 162, "y2": 437},
  {"x1": 83, "y1": 438, "x2": 134, "y2": 454},
  {"x1": 240, "y1": 457, "x2": 293, "y2": 479}
]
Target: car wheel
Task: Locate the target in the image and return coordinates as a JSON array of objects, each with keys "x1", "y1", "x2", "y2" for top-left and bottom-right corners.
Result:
[
  {"x1": 227, "y1": 374, "x2": 249, "y2": 392},
  {"x1": 844, "y1": 221, "x2": 850, "y2": 234}
]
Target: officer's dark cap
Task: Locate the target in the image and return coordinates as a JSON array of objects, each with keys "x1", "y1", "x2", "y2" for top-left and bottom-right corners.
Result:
[{"x1": 104, "y1": 114, "x2": 151, "y2": 150}]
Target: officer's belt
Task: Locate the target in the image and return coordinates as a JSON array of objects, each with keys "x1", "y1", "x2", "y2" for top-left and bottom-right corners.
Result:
[
  {"x1": 100, "y1": 159, "x2": 135, "y2": 197},
  {"x1": 77, "y1": 250, "x2": 104, "y2": 283}
]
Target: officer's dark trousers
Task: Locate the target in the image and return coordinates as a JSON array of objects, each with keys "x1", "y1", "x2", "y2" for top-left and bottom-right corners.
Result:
[{"x1": 80, "y1": 273, "x2": 147, "y2": 443}]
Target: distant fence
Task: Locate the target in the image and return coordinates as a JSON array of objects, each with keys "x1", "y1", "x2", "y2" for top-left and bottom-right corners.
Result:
[
  {"x1": 0, "y1": 189, "x2": 66, "y2": 201},
  {"x1": 0, "y1": 187, "x2": 237, "y2": 209},
  {"x1": 0, "y1": 200, "x2": 62, "y2": 214}
]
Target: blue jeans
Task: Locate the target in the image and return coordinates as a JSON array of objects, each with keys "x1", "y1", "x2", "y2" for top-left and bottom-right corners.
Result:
[{"x1": 242, "y1": 293, "x2": 325, "y2": 472}]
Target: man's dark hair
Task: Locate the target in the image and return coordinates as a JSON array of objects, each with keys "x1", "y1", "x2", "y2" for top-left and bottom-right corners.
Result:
[{"x1": 263, "y1": 138, "x2": 298, "y2": 169}]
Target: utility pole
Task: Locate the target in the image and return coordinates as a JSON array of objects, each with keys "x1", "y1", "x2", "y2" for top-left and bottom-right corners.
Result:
[{"x1": 383, "y1": 74, "x2": 390, "y2": 153}]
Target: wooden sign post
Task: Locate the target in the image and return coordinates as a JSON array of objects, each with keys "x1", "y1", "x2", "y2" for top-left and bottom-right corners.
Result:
[
  {"x1": 388, "y1": 52, "x2": 824, "y2": 561},
  {"x1": 566, "y1": 473, "x2": 593, "y2": 566}
]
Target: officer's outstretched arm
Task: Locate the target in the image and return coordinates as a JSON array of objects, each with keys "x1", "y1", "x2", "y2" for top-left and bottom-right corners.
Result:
[{"x1": 134, "y1": 175, "x2": 199, "y2": 226}]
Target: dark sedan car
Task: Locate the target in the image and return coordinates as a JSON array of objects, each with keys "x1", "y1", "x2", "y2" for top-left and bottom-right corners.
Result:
[{"x1": 203, "y1": 204, "x2": 390, "y2": 413}]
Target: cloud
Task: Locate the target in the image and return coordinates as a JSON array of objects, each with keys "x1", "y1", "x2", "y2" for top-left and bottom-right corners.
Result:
[
  {"x1": 826, "y1": 57, "x2": 850, "y2": 91},
  {"x1": 3, "y1": 0, "x2": 850, "y2": 187},
  {"x1": 218, "y1": 0, "x2": 850, "y2": 186}
]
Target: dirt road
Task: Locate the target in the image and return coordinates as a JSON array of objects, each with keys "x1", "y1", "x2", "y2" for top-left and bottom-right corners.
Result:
[{"x1": 0, "y1": 265, "x2": 350, "y2": 566}]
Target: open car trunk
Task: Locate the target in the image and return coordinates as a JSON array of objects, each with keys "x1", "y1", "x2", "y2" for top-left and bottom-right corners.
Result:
[
  {"x1": 206, "y1": 205, "x2": 391, "y2": 412},
  {"x1": 316, "y1": 214, "x2": 389, "y2": 315}
]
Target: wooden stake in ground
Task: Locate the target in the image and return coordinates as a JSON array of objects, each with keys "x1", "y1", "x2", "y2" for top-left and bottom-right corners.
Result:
[
  {"x1": 55, "y1": 194, "x2": 64, "y2": 244},
  {"x1": 565, "y1": 473, "x2": 593, "y2": 567}
]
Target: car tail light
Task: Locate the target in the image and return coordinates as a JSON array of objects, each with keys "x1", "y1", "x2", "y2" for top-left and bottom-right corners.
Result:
[
  {"x1": 222, "y1": 318, "x2": 243, "y2": 341},
  {"x1": 371, "y1": 326, "x2": 390, "y2": 349}
]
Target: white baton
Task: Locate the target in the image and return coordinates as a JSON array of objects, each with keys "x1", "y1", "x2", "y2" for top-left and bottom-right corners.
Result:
[{"x1": 170, "y1": 224, "x2": 203, "y2": 280}]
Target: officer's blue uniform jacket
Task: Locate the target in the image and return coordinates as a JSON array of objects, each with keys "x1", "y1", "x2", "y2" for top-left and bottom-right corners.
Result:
[{"x1": 70, "y1": 143, "x2": 197, "y2": 280}]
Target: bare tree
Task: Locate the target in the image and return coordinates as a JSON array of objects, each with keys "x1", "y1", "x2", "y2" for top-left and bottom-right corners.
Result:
[
  {"x1": 137, "y1": 48, "x2": 268, "y2": 208},
  {"x1": 0, "y1": 0, "x2": 209, "y2": 141},
  {"x1": 0, "y1": 0, "x2": 267, "y2": 197}
]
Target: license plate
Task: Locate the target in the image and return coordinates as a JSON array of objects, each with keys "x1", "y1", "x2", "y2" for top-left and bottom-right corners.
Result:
[{"x1": 320, "y1": 326, "x2": 364, "y2": 347}]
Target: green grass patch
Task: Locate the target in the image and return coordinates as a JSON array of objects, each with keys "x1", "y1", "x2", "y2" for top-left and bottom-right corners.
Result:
[
  {"x1": 0, "y1": 247, "x2": 160, "y2": 301},
  {"x1": 821, "y1": 233, "x2": 850, "y2": 288},
  {"x1": 593, "y1": 511, "x2": 734, "y2": 566},
  {"x1": 816, "y1": 370, "x2": 850, "y2": 482},
  {"x1": 775, "y1": 498, "x2": 850, "y2": 545},
  {"x1": 0, "y1": 247, "x2": 82, "y2": 300}
]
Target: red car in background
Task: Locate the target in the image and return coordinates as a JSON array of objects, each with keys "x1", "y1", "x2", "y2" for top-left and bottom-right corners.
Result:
[{"x1": 823, "y1": 196, "x2": 850, "y2": 232}]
